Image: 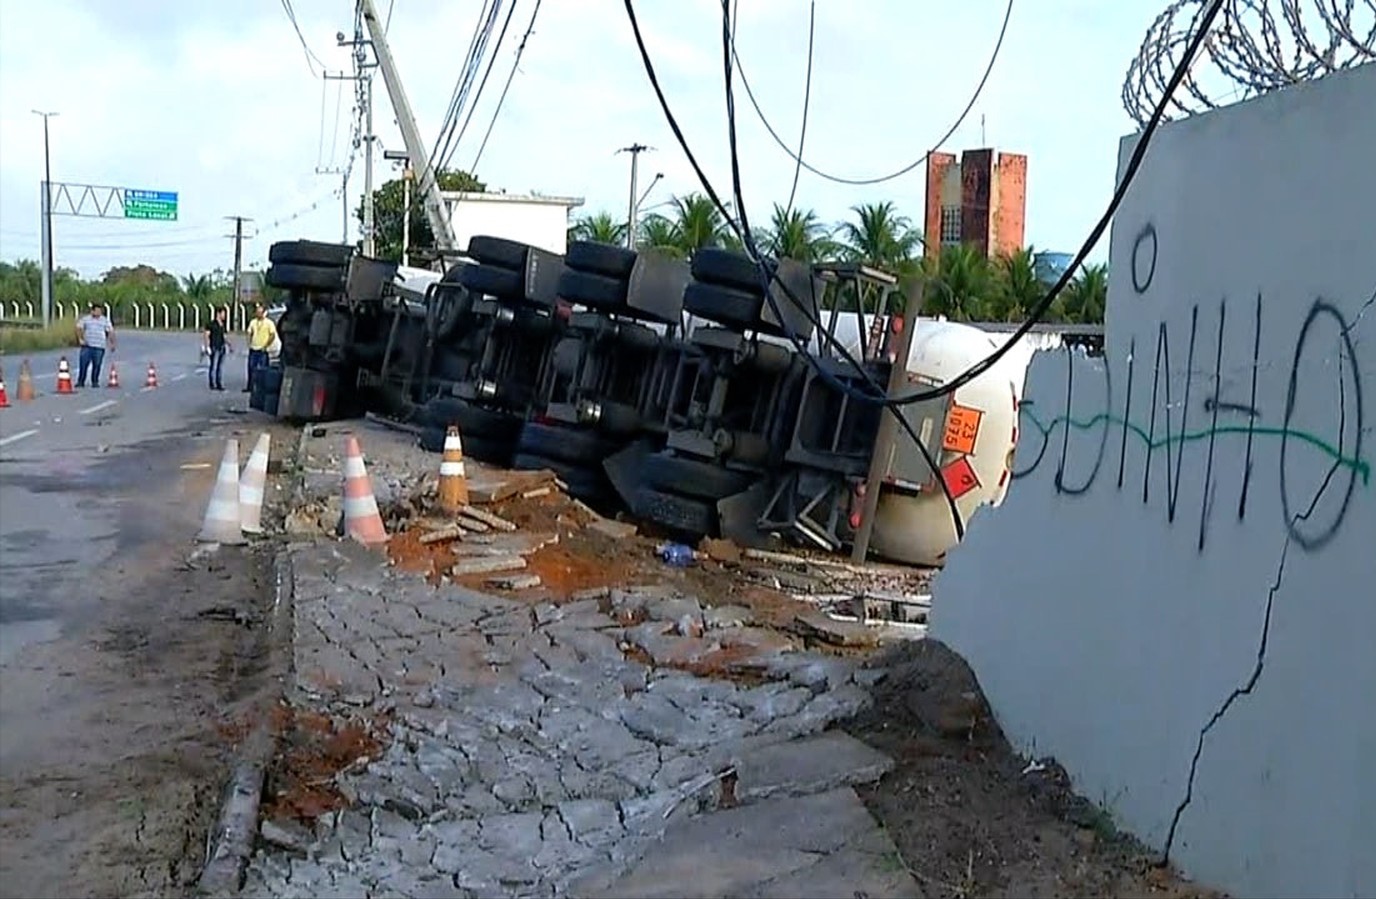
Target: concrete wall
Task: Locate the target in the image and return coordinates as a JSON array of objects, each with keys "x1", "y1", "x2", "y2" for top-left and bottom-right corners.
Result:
[{"x1": 931, "y1": 64, "x2": 1376, "y2": 898}]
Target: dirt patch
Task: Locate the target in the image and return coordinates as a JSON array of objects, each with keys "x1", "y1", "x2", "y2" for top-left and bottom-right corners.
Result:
[
  {"x1": 260, "y1": 706, "x2": 389, "y2": 823},
  {"x1": 846, "y1": 640, "x2": 1223, "y2": 898},
  {"x1": 522, "y1": 537, "x2": 638, "y2": 596},
  {"x1": 385, "y1": 524, "x2": 457, "y2": 585}
]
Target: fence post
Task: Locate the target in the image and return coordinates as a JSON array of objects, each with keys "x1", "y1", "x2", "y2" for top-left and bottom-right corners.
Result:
[
  {"x1": 160, "y1": 303, "x2": 168, "y2": 329},
  {"x1": 177, "y1": 303, "x2": 186, "y2": 330},
  {"x1": 24, "y1": 301, "x2": 34, "y2": 318}
]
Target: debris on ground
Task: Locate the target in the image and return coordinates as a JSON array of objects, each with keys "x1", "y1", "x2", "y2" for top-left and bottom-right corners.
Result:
[{"x1": 260, "y1": 704, "x2": 390, "y2": 825}]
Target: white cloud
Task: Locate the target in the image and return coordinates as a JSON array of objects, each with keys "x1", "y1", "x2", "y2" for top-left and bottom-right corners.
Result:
[{"x1": 0, "y1": 0, "x2": 1163, "y2": 277}]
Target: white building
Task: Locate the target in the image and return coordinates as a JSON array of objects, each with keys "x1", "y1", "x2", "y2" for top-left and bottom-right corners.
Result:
[{"x1": 441, "y1": 190, "x2": 584, "y2": 257}]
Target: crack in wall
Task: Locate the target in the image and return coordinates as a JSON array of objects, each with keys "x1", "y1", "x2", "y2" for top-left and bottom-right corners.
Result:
[{"x1": 1160, "y1": 339, "x2": 1354, "y2": 863}]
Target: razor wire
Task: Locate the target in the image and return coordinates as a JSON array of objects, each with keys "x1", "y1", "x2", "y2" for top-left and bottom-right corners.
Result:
[{"x1": 1124, "y1": 0, "x2": 1376, "y2": 126}]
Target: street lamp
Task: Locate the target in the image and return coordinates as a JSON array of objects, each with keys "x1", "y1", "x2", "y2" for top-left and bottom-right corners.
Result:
[
  {"x1": 383, "y1": 149, "x2": 411, "y2": 266},
  {"x1": 32, "y1": 109, "x2": 58, "y2": 328}
]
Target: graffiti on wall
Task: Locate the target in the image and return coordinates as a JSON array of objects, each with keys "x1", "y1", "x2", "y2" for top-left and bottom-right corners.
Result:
[{"x1": 1012, "y1": 223, "x2": 1369, "y2": 554}]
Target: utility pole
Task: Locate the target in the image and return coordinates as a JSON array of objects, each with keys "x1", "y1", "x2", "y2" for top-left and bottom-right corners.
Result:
[
  {"x1": 617, "y1": 144, "x2": 652, "y2": 250},
  {"x1": 32, "y1": 109, "x2": 58, "y2": 328},
  {"x1": 225, "y1": 216, "x2": 253, "y2": 331},
  {"x1": 362, "y1": 74, "x2": 376, "y2": 256}
]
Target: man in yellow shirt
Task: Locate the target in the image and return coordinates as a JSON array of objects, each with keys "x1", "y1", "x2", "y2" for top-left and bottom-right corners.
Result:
[{"x1": 244, "y1": 304, "x2": 279, "y2": 393}]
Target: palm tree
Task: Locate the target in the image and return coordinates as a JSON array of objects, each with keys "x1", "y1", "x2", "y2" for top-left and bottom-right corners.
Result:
[
  {"x1": 925, "y1": 243, "x2": 995, "y2": 321},
  {"x1": 986, "y1": 247, "x2": 1042, "y2": 322},
  {"x1": 182, "y1": 273, "x2": 213, "y2": 302},
  {"x1": 668, "y1": 193, "x2": 734, "y2": 253},
  {"x1": 762, "y1": 204, "x2": 840, "y2": 263},
  {"x1": 569, "y1": 212, "x2": 626, "y2": 246},
  {"x1": 1060, "y1": 263, "x2": 1109, "y2": 324},
  {"x1": 636, "y1": 214, "x2": 684, "y2": 257},
  {"x1": 835, "y1": 202, "x2": 923, "y2": 275}
]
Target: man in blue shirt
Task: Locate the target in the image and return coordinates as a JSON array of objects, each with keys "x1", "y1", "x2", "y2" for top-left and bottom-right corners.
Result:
[{"x1": 75, "y1": 303, "x2": 116, "y2": 388}]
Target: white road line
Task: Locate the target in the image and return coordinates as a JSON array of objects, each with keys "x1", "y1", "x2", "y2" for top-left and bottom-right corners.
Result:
[
  {"x1": 79, "y1": 399, "x2": 118, "y2": 415},
  {"x1": 140, "y1": 385, "x2": 156, "y2": 393},
  {"x1": 171, "y1": 373, "x2": 187, "y2": 382},
  {"x1": 0, "y1": 428, "x2": 39, "y2": 448}
]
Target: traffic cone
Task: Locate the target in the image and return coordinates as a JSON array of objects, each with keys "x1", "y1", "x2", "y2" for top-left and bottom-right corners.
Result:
[
  {"x1": 16, "y1": 360, "x2": 35, "y2": 402},
  {"x1": 56, "y1": 357, "x2": 74, "y2": 394},
  {"x1": 437, "y1": 425, "x2": 470, "y2": 513},
  {"x1": 0, "y1": 365, "x2": 9, "y2": 408},
  {"x1": 145, "y1": 362, "x2": 158, "y2": 389},
  {"x1": 107, "y1": 362, "x2": 120, "y2": 389},
  {"x1": 198, "y1": 438, "x2": 246, "y2": 545},
  {"x1": 342, "y1": 435, "x2": 388, "y2": 546},
  {"x1": 239, "y1": 433, "x2": 271, "y2": 534}
]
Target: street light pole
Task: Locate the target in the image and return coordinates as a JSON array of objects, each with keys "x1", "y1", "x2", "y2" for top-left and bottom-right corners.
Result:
[
  {"x1": 32, "y1": 109, "x2": 58, "y2": 328},
  {"x1": 617, "y1": 143, "x2": 653, "y2": 250}
]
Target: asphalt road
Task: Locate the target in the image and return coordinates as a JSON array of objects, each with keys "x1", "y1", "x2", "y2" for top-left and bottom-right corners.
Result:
[{"x1": 0, "y1": 329, "x2": 256, "y2": 713}]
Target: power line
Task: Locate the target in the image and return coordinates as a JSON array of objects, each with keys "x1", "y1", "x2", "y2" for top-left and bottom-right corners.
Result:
[
  {"x1": 450, "y1": 0, "x2": 522, "y2": 157},
  {"x1": 471, "y1": 0, "x2": 544, "y2": 171},
  {"x1": 280, "y1": 0, "x2": 328, "y2": 75},
  {"x1": 782, "y1": 0, "x2": 815, "y2": 216},
  {"x1": 732, "y1": 0, "x2": 1015, "y2": 186}
]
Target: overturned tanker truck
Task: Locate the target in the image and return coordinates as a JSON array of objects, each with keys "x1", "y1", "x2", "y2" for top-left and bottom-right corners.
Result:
[{"x1": 259, "y1": 235, "x2": 1026, "y2": 567}]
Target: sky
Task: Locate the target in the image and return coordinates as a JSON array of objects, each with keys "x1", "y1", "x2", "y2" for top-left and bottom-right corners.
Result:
[{"x1": 0, "y1": 0, "x2": 1174, "y2": 280}]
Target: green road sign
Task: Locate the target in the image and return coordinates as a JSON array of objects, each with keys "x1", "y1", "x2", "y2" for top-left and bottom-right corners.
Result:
[{"x1": 123, "y1": 188, "x2": 178, "y2": 221}]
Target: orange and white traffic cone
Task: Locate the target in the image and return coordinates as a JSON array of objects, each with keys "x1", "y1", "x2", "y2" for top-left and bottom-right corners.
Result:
[
  {"x1": 437, "y1": 425, "x2": 469, "y2": 513},
  {"x1": 16, "y1": 360, "x2": 36, "y2": 402},
  {"x1": 0, "y1": 365, "x2": 9, "y2": 408},
  {"x1": 239, "y1": 433, "x2": 271, "y2": 534},
  {"x1": 107, "y1": 362, "x2": 121, "y2": 389},
  {"x1": 342, "y1": 435, "x2": 388, "y2": 546},
  {"x1": 56, "y1": 357, "x2": 74, "y2": 394},
  {"x1": 197, "y1": 438, "x2": 246, "y2": 545},
  {"x1": 145, "y1": 362, "x2": 158, "y2": 389}
]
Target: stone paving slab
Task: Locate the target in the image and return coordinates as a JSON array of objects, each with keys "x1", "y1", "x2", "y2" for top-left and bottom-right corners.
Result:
[
  {"x1": 241, "y1": 541, "x2": 905, "y2": 899},
  {"x1": 569, "y1": 788, "x2": 922, "y2": 899}
]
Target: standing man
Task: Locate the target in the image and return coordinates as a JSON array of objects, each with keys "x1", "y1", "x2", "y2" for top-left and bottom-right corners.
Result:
[
  {"x1": 74, "y1": 303, "x2": 116, "y2": 388},
  {"x1": 203, "y1": 306, "x2": 230, "y2": 391},
  {"x1": 244, "y1": 303, "x2": 278, "y2": 393}
]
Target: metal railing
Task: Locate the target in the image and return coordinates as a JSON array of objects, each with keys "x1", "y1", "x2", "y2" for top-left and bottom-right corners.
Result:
[{"x1": 2, "y1": 300, "x2": 264, "y2": 332}]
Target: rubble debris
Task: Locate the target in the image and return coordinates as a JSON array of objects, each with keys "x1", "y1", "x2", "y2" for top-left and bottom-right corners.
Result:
[
  {"x1": 418, "y1": 524, "x2": 465, "y2": 545},
  {"x1": 455, "y1": 513, "x2": 492, "y2": 533},
  {"x1": 699, "y1": 537, "x2": 742, "y2": 563},
  {"x1": 520, "y1": 486, "x2": 551, "y2": 499},
  {"x1": 486, "y1": 573, "x2": 543, "y2": 591},
  {"x1": 468, "y1": 469, "x2": 555, "y2": 504},
  {"x1": 452, "y1": 555, "x2": 527, "y2": 577},
  {"x1": 792, "y1": 610, "x2": 882, "y2": 649},
  {"x1": 459, "y1": 504, "x2": 518, "y2": 532},
  {"x1": 587, "y1": 517, "x2": 638, "y2": 540}
]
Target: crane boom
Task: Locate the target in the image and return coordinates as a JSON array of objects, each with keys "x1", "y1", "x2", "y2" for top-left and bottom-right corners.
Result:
[{"x1": 358, "y1": 0, "x2": 458, "y2": 254}]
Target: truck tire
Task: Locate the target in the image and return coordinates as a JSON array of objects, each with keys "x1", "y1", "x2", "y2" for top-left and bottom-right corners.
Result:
[
  {"x1": 457, "y1": 263, "x2": 523, "y2": 299},
  {"x1": 421, "y1": 397, "x2": 521, "y2": 441},
  {"x1": 558, "y1": 269, "x2": 627, "y2": 311},
  {"x1": 266, "y1": 263, "x2": 346, "y2": 292},
  {"x1": 515, "y1": 421, "x2": 615, "y2": 466},
  {"x1": 419, "y1": 425, "x2": 508, "y2": 462},
  {"x1": 510, "y1": 452, "x2": 609, "y2": 501},
  {"x1": 566, "y1": 241, "x2": 638, "y2": 279},
  {"x1": 631, "y1": 487, "x2": 714, "y2": 536},
  {"x1": 640, "y1": 452, "x2": 752, "y2": 501},
  {"x1": 682, "y1": 281, "x2": 762, "y2": 331},
  {"x1": 691, "y1": 247, "x2": 774, "y2": 294},
  {"x1": 467, "y1": 236, "x2": 530, "y2": 270},
  {"x1": 269, "y1": 240, "x2": 353, "y2": 267}
]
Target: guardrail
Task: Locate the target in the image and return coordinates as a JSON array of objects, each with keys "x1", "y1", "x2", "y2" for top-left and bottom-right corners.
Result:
[{"x1": 1, "y1": 300, "x2": 266, "y2": 332}]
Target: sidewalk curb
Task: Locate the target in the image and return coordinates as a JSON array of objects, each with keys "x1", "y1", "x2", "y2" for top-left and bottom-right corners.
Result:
[{"x1": 195, "y1": 538, "x2": 297, "y2": 894}]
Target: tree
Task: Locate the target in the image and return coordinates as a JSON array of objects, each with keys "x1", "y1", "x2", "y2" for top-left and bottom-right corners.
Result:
[
  {"x1": 762, "y1": 204, "x2": 839, "y2": 263},
  {"x1": 1060, "y1": 263, "x2": 1109, "y2": 324},
  {"x1": 986, "y1": 247, "x2": 1042, "y2": 322},
  {"x1": 569, "y1": 211, "x2": 626, "y2": 246},
  {"x1": 835, "y1": 202, "x2": 923, "y2": 276},
  {"x1": 359, "y1": 169, "x2": 485, "y2": 263}
]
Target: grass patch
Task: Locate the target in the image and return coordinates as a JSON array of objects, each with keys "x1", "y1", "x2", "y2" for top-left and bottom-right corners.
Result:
[{"x1": 0, "y1": 320, "x2": 79, "y2": 355}]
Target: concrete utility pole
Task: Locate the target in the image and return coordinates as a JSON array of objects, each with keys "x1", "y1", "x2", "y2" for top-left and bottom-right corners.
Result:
[
  {"x1": 226, "y1": 216, "x2": 252, "y2": 331},
  {"x1": 362, "y1": 74, "x2": 376, "y2": 257},
  {"x1": 617, "y1": 143, "x2": 653, "y2": 250},
  {"x1": 32, "y1": 109, "x2": 58, "y2": 328},
  {"x1": 384, "y1": 149, "x2": 412, "y2": 266}
]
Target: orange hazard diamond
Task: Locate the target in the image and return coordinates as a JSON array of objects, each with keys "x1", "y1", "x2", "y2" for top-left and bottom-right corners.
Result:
[
  {"x1": 941, "y1": 456, "x2": 981, "y2": 500},
  {"x1": 942, "y1": 403, "x2": 984, "y2": 456}
]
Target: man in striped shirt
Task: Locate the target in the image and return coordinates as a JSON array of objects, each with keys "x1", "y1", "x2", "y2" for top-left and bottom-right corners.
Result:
[{"x1": 75, "y1": 303, "x2": 116, "y2": 388}]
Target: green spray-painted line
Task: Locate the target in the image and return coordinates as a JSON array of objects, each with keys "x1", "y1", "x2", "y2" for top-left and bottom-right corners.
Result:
[{"x1": 1019, "y1": 407, "x2": 1371, "y2": 486}]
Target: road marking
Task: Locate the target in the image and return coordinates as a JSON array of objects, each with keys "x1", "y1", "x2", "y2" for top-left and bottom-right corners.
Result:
[
  {"x1": 79, "y1": 399, "x2": 118, "y2": 415},
  {"x1": 172, "y1": 373, "x2": 187, "y2": 382},
  {"x1": 0, "y1": 429, "x2": 39, "y2": 448}
]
